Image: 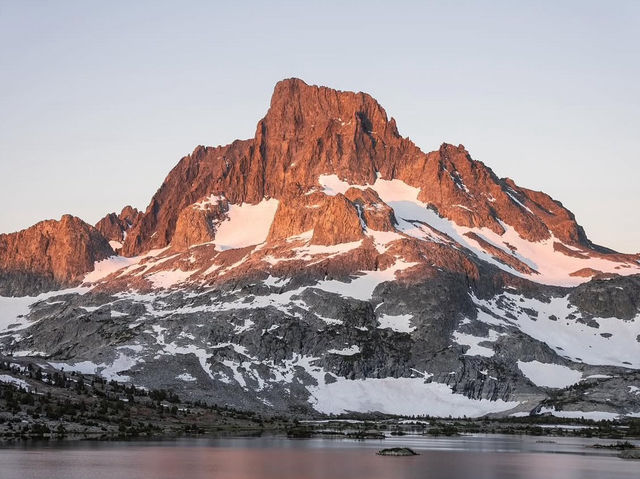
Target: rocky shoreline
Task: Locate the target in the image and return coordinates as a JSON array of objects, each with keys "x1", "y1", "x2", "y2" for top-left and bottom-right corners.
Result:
[{"x1": 1, "y1": 358, "x2": 639, "y2": 443}]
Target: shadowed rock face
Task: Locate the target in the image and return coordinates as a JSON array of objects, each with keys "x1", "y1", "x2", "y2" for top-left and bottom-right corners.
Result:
[
  {"x1": 344, "y1": 188, "x2": 397, "y2": 232},
  {"x1": 119, "y1": 78, "x2": 597, "y2": 257},
  {"x1": 95, "y1": 206, "x2": 142, "y2": 244},
  {"x1": 311, "y1": 194, "x2": 364, "y2": 246},
  {"x1": 0, "y1": 215, "x2": 113, "y2": 296},
  {"x1": 570, "y1": 275, "x2": 640, "y2": 320},
  {"x1": 171, "y1": 197, "x2": 229, "y2": 250}
]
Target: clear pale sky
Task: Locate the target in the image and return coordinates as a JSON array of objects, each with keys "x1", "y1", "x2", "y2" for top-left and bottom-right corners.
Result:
[{"x1": 1, "y1": 1, "x2": 638, "y2": 253}]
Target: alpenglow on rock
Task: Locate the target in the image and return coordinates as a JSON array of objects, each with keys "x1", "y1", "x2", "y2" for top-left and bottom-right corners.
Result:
[{"x1": 1, "y1": 78, "x2": 640, "y2": 419}]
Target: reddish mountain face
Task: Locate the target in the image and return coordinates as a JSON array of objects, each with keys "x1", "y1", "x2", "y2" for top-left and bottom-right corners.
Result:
[
  {"x1": 0, "y1": 215, "x2": 113, "y2": 296},
  {"x1": 95, "y1": 206, "x2": 142, "y2": 245},
  {"x1": 1, "y1": 78, "x2": 639, "y2": 297},
  {"x1": 121, "y1": 78, "x2": 595, "y2": 257}
]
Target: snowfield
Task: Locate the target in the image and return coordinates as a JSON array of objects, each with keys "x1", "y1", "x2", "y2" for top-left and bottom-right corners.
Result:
[
  {"x1": 0, "y1": 287, "x2": 89, "y2": 334},
  {"x1": 474, "y1": 293, "x2": 640, "y2": 369},
  {"x1": 517, "y1": 360, "x2": 583, "y2": 388},
  {"x1": 214, "y1": 199, "x2": 279, "y2": 251},
  {"x1": 147, "y1": 269, "x2": 197, "y2": 289},
  {"x1": 0, "y1": 374, "x2": 30, "y2": 390},
  {"x1": 377, "y1": 313, "x2": 415, "y2": 333},
  {"x1": 309, "y1": 376, "x2": 520, "y2": 417},
  {"x1": 453, "y1": 329, "x2": 502, "y2": 358},
  {"x1": 537, "y1": 407, "x2": 620, "y2": 421}
]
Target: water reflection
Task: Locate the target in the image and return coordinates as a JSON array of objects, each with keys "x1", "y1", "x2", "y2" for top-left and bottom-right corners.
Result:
[{"x1": 0, "y1": 435, "x2": 638, "y2": 479}]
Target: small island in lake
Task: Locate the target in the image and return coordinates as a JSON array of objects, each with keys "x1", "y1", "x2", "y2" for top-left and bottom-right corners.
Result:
[{"x1": 377, "y1": 447, "x2": 418, "y2": 456}]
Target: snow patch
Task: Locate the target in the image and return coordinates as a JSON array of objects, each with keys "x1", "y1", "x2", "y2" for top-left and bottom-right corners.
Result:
[
  {"x1": 49, "y1": 350, "x2": 142, "y2": 382},
  {"x1": 0, "y1": 374, "x2": 30, "y2": 390},
  {"x1": 309, "y1": 376, "x2": 519, "y2": 417},
  {"x1": 537, "y1": 407, "x2": 619, "y2": 421},
  {"x1": 453, "y1": 330, "x2": 501, "y2": 357},
  {"x1": 314, "y1": 259, "x2": 418, "y2": 301},
  {"x1": 193, "y1": 194, "x2": 225, "y2": 211},
  {"x1": 517, "y1": 360, "x2": 582, "y2": 388},
  {"x1": 476, "y1": 293, "x2": 640, "y2": 369},
  {"x1": 263, "y1": 275, "x2": 289, "y2": 287},
  {"x1": 0, "y1": 287, "x2": 89, "y2": 334},
  {"x1": 147, "y1": 269, "x2": 196, "y2": 289},
  {"x1": 377, "y1": 314, "x2": 415, "y2": 333},
  {"x1": 367, "y1": 230, "x2": 404, "y2": 253},
  {"x1": 83, "y1": 255, "x2": 141, "y2": 283},
  {"x1": 316, "y1": 314, "x2": 344, "y2": 325},
  {"x1": 214, "y1": 199, "x2": 279, "y2": 251},
  {"x1": 49, "y1": 361, "x2": 99, "y2": 375},
  {"x1": 327, "y1": 345, "x2": 360, "y2": 356}
]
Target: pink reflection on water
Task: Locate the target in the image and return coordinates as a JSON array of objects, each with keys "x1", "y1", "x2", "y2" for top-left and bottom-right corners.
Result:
[{"x1": 1, "y1": 443, "x2": 638, "y2": 479}]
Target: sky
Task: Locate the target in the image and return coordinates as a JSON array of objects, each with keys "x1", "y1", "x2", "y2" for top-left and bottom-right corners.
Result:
[{"x1": 0, "y1": 1, "x2": 638, "y2": 253}]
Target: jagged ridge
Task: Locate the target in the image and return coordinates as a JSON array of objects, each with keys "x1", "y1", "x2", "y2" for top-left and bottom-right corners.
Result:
[
  {"x1": 0, "y1": 215, "x2": 113, "y2": 296},
  {"x1": 121, "y1": 78, "x2": 600, "y2": 257}
]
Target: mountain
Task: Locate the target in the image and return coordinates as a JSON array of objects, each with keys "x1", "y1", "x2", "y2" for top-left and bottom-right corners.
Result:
[
  {"x1": 0, "y1": 215, "x2": 113, "y2": 297},
  {"x1": 121, "y1": 78, "x2": 601, "y2": 257},
  {"x1": 1, "y1": 79, "x2": 639, "y2": 419},
  {"x1": 95, "y1": 206, "x2": 142, "y2": 252}
]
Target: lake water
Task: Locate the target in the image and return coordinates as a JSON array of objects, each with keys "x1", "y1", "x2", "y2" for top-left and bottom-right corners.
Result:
[{"x1": 0, "y1": 435, "x2": 638, "y2": 479}]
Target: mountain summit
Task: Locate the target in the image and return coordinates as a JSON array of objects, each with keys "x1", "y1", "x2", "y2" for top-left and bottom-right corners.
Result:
[
  {"x1": 122, "y1": 78, "x2": 596, "y2": 258},
  {"x1": 1, "y1": 79, "x2": 639, "y2": 419}
]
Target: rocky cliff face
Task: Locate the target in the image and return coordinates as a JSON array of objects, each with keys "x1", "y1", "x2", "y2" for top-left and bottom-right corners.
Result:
[
  {"x1": 0, "y1": 215, "x2": 113, "y2": 296},
  {"x1": 120, "y1": 79, "x2": 599, "y2": 257},
  {"x1": 1, "y1": 78, "x2": 639, "y2": 419},
  {"x1": 95, "y1": 206, "x2": 142, "y2": 249}
]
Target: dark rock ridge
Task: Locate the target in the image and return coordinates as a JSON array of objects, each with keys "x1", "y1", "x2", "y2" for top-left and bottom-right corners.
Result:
[
  {"x1": 569, "y1": 275, "x2": 640, "y2": 320},
  {"x1": 0, "y1": 215, "x2": 113, "y2": 296}
]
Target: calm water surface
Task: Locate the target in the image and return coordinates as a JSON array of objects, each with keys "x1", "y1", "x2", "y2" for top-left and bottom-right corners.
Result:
[{"x1": 1, "y1": 435, "x2": 638, "y2": 479}]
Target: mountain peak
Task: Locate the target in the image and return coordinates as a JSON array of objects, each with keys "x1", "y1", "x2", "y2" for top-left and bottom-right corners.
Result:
[
  {"x1": 95, "y1": 206, "x2": 142, "y2": 249},
  {"x1": 263, "y1": 77, "x2": 395, "y2": 143},
  {"x1": 113, "y1": 79, "x2": 609, "y2": 256},
  {"x1": 270, "y1": 77, "x2": 310, "y2": 99},
  {"x1": 0, "y1": 215, "x2": 113, "y2": 296}
]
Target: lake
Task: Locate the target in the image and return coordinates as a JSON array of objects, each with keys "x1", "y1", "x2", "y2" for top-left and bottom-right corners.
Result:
[{"x1": 0, "y1": 434, "x2": 638, "y2": 479}]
